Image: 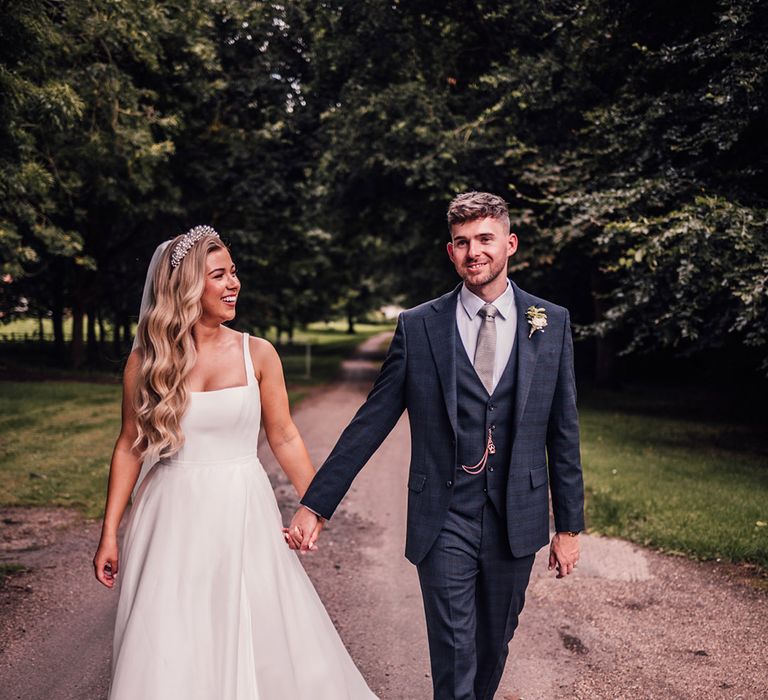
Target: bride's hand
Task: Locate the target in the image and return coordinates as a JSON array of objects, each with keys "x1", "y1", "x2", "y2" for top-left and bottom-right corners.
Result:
[
  {"x1": 283, "y1": 507, "x2": 324, "y2": 553},
  {"x1": 94, "y1": 536, "x2": 119, "y2": 588}
]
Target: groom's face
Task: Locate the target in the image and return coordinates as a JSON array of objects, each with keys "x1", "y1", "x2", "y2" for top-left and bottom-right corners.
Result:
[{"x1": 447, "y1": 217, "x2": 518, "y2": 292}]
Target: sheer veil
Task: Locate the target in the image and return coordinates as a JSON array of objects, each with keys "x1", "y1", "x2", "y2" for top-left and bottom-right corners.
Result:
[
  {"x1": 132, "y1": 240, "x2": 171, "y2": 352},
  {"x1": 131, "y1": 240, "x2": 171, "y2": 496}
]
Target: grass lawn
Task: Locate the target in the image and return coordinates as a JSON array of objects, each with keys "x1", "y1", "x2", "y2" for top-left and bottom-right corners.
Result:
[
  {"x1": 580, "y1": 385, "x2": 768, "y2": 570},
  {"x1": 0, "y1": 381, "x2": 121, "y2": 518}
]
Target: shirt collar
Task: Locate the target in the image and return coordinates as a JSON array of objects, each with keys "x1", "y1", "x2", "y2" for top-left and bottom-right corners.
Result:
[{"x1": 459, "y1": 280, "x2": 514, "y2": 320}]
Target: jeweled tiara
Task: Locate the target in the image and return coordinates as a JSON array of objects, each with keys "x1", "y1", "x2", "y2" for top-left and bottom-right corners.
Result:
[{"x1": 170, "y1": 225, "x2": 220, "y2": 268}]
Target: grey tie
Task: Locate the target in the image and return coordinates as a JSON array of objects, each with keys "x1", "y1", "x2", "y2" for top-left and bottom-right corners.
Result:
[{"x1": 474, "y1": 304, "x2": 498, "y2": 393}]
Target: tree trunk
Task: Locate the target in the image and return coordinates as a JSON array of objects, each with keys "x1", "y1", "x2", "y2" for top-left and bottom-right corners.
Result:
[
  {"x1": 594, "y1": 334, "x2": 617, "y2": 388},
  {"x1": 123, "y1": 317, "x2": 132, "y2": 352},
  {"x1": 87, "y1": 308, "x2": 99, "y2": 364},
  {"x1": 70, "y1": 297, "x2": 85, "y2": 369},
  {"x1": 346, "y1": 307, "x2": 355, "y2": 335},
  {"x1": 97, "y1": 311, "x2": 107, "y2": 350},
  {"x1": 37, "y1": 314, "x2": 44, "y2": 342},
  {"x1": 52, "y1": 295, "x2": 65, "y2": 360},
  {"x1": 590, "y1": 269, "x2": 618, "y2": 388},
  {"x1": 113, "y1": 313, "x2": 122, "y2": 355}
]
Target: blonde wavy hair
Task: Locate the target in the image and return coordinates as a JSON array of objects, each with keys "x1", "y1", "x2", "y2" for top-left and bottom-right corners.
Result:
[{"x1": 132, "y1": 232, "x2": 228, "y2": 464}]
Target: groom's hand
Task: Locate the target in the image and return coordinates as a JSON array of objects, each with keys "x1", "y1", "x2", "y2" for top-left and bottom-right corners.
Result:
[
  {"x1": 548, "y1": 532, "x2": 580, "y2": 578},
  {"x1": 284, "y1": 506, "x2": 324, "y2": 554}
]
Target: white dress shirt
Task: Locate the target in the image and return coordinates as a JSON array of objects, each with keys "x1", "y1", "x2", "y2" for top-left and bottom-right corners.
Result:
[{"x1": 456, "y1": 281, "x2": 517, "y2": 393}]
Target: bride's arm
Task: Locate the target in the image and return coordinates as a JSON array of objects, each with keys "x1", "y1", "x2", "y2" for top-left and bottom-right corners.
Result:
[
  {"x1": 93, "y1": 350, "x2": 143, "y2": 588},
  {"x1": 252, "y1": 338, "x2": 322, "y2": 549},
  {"x1": 254, "y1": 338, "x2": 316, "y2": 498}
]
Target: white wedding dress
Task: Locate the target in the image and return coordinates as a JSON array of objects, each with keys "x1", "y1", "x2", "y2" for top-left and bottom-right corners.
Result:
[{"x1": 109, "y1": 332, "x2": 377, "y2": 699}]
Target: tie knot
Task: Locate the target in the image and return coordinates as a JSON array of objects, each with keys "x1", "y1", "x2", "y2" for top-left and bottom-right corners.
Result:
[{"x1": 479, "y1": 303, "x2": 498, "y2": 320}]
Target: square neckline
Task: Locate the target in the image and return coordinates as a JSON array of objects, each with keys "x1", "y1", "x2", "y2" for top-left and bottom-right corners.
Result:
[{"x1": 189, "y1": 332, "x2": 255, "y2": 394}]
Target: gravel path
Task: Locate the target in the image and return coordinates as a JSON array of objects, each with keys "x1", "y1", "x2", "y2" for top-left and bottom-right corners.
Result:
[{"x1": 1, "y1": 332, "x2": 766, "y2": 699}]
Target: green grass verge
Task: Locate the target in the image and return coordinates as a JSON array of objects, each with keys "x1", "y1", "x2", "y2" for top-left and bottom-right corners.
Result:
[
  {"x1": 0, "y1": 381, "x2": 121, "y2": 518},
  {"x1": 0, "y1": 563, "x2": 29, "y2": 576},
  {"x1": 0, "y1": 563, "x2": 29, "y2": 587},
  {"x1": 580, "y1": 386, "x2": 768, "y2": 570}
]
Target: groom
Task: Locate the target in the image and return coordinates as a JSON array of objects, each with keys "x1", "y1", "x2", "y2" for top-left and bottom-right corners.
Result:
[{"x1": 291, "y1": 191, "x2": 584, "y2": 700}]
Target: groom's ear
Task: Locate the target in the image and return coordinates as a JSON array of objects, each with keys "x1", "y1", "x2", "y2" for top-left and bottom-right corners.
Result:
[{"x1": 507, "y1": 233, "x2": 518, "y2": 256}]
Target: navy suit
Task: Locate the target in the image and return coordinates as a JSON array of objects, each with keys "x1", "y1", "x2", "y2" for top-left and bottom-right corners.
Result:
[{"x1": 302, "y1": 281, "x2": 584, "y2": 698}]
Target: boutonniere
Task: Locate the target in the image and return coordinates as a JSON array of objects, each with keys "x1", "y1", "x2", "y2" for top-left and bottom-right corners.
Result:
[{"x1": 526, "y1": 306, "x2": 547, "y2": 338}]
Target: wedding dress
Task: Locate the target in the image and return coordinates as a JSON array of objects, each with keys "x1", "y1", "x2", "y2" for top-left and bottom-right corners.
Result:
[{"x1": 109, "y1": 332, "x2": 377, "y2": 699}]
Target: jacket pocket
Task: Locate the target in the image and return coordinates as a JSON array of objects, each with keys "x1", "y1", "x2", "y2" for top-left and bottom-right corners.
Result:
[
  {"x1": 530, "y1": 466, "x2": 548, "y2": 489},
  {"x1": 408, "y1": 471, "x2": 427, "y2": 493}
]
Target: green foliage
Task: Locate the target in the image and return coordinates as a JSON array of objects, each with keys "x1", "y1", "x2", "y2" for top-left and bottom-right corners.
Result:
[
  {"x1": 299, "y1": 0, "x2": 768, "y2": 371},
  {"x1": 597, "y1": 197, "x2": 768, "y2": 363},
  {"x1": 0, "y1": 1, "x2": 75, "y2": 280},
  {"x1": 1, "y1": 0, "x2": 766, "y2": 374},
  {"x1": 529, "y1": 1, "x2": 768, "y2": 367}
]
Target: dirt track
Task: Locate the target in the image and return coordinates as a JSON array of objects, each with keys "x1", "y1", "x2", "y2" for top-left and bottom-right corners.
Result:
[{"x1": 1, "y1": 332, "x2": 767, "y2": 699}]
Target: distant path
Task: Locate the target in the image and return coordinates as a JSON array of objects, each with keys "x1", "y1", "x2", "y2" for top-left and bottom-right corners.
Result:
[{"x1": 1, "y1": 331, "x2": 767, "y2": 699}]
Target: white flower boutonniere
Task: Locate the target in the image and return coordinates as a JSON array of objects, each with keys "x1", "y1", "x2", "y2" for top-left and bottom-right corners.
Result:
[{"x1": 526, "y1": 306, "x2": 547, "y2": 338}]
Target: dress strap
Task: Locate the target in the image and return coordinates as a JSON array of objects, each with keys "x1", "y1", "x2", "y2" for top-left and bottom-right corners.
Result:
[{"x1": 242, "y1": 332, "x2": 256, "y2": 386}]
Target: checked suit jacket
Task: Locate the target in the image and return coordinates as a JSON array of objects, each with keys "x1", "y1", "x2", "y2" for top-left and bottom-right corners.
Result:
[{"x1": 301, "y1": 281, "x2": 585, "y2": 565}]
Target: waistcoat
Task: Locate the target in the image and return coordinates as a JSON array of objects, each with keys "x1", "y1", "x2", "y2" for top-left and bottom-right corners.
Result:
[{"x1": 453, "y1": 326, "x2": 518, "y2": 516}]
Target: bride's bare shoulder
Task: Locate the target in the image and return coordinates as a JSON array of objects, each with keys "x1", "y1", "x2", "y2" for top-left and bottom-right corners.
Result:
[
  {"x1": 247, "y1": 335, "x2": 281, "y2": 380},
  {"x1": 247, "y1": 334, "x2": 278, "y2": 359}
]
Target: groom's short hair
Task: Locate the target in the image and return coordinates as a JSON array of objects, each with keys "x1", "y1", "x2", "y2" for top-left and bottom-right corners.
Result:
[{"x1": 447, "y1": 191, "x2": 510, "y2": 236}]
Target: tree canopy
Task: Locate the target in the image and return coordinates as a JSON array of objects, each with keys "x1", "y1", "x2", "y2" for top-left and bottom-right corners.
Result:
[{"x1": 1, "y1": 0, "x2": 765, "y2": 377}]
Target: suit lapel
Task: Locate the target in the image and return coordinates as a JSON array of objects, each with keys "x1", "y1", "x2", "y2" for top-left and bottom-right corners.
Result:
[
  {"x1": 424, "y1": 285, "x2": 461, "y2": 437},
  {"x1": 512, "y1": 281, "x2": 540, "y2": 429}
]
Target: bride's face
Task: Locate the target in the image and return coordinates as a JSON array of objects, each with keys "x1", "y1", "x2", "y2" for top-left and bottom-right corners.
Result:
[{"x1": 200, "y1": 247, "x2": 240, "y2": 322}]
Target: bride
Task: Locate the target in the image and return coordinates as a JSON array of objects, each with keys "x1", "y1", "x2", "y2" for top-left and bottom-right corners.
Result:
[{"x1": 93, "y1": 226, "x2": 376, "y2": 699}]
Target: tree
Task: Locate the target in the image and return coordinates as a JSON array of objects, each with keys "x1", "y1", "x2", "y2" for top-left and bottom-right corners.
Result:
[{"x1": 0, "y1": 0, "x2": 86, "y2": 337}]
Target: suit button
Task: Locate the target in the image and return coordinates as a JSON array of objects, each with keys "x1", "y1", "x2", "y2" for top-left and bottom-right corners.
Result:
[
  {"x1": 490, "y1": 424, "x2": 496, "y2": 431},
  {"x1": 446, "y1": 480, "x2": 453, "y2": 488},
  {"x1": 489, "y1": 404, "x2": 495, "y2": 411},
  {"x1": 488, "y1": 467, "x2": 494, "y2": 472},
  {"x1": 483, "y1": 487, "x2": 488, "y2": 493}
]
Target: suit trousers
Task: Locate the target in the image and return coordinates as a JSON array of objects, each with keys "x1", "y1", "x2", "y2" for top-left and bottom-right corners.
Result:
[{"x1": 416, "y1": 476, "x2": 535, "y2": 700}]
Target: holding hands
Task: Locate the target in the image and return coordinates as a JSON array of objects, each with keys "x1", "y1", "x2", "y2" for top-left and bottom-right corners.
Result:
[{"x1": 284, "y1": 506, "x2": 324, "y2": 553}]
